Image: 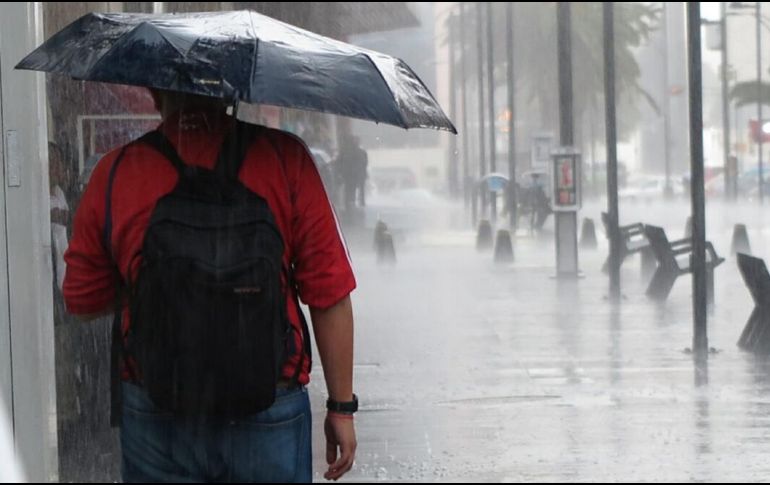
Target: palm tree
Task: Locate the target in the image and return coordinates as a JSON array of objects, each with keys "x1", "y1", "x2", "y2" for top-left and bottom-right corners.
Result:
[
  {"x1": 446, "y1": 2, "x2": 660, "y2": 141},
  {"x1": 730, "y1": 80, "x2": 770, "y2": 107}
]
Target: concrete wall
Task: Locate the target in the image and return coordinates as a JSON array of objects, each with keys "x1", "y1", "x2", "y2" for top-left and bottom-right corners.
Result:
[{"x1": 0, "y1": 2, "x2": 59, "y2": 481}]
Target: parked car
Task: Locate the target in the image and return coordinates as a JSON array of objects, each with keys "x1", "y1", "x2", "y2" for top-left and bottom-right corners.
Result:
[
  {"x1": 619, "y1": 175, "x2": 684, "y2": 202},
  {"x1": 370, "y1": 166, "x2": 418, "y2": 194}
]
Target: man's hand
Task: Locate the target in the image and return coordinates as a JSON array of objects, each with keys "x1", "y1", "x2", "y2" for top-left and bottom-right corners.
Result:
[{"x1": 324, "y1": 413, "x2": 357, "y2": 481}]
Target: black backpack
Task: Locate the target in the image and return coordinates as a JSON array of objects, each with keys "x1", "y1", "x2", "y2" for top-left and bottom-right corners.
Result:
[{"x1": 104, "y1": 121, "x2": 305, "y2": 422}]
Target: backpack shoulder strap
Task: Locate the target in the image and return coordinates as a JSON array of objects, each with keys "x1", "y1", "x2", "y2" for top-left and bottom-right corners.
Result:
[
  {"x1": 137, "y1": 131, "x2": 187, "y2": 174},
  {"x1": 262, "y1": 131, "x2": 313, "y2": 385},
  {"x1": 214, "y1": 120, "x2": 261, "y2": 183},
  {"x1": 104, "y1": 131, "x2": 180, "y2": 428},
  {"x1": 102, "y1": 144, "x2": 132, "y2": 428},
  {"x1": 102, "y1": 146, "x2": 129, "y2": 257},
  {"x1": 103, "y1": 130, "x2": 187, "y2": 257}
]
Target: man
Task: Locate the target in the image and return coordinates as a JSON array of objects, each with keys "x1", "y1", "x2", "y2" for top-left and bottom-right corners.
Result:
[
  {"x1": 351, "y1": 136, "x2": 369, "y2": 208},
  {"x1": 49, "y1": 141, "x2": 71, "y2": 298},
  {"x1": 337, "y1": 134, "x2": 368, "y2": 212},
  {"x1": 63, "y1": 90, "x2": 357, "y2": 483}
]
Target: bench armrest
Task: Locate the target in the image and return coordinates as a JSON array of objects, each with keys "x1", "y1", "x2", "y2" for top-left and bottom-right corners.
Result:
[
  {"x1": 621, "y1": 223, "x2": 645, "y2": 233},
  {"x1": 672, "y1": 247, "x2": 694, "y2": 257},
  {"x1": 670, "y1": 237, "x2": 693, "y2": 247},
  {"x1": 706, "y1": 242, "x2": 723, "y2": 264}
]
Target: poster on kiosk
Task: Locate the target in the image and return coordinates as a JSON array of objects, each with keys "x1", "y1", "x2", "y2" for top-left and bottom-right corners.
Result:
[{"x1": 551, "y1": 148, "x2": 582, "y2": 212}]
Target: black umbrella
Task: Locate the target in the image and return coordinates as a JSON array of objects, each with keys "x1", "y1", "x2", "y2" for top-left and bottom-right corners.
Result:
[{"x1": 16, "y1": 10, "x2": 455, "y2": 133}]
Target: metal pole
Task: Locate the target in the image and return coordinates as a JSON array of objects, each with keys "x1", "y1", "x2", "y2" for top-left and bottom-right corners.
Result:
[
  {"x1": 758, "y1": 2, "x2": 764, "y2": 204},
  {"x1": 590, "y1": 106, "x2": 597, "y2": 197},
  {"x1": 735, "y1": 99, "x2": 741, "y2": 198},
  {"x1": 556, "y1": 2, "x2": 579, "y2": 277},
  {"x1": 663, "y1": 2, "x2": 673, "y2": 198},
  {"x1": 721, "y1": 3, "x2": 732, "y2": 200},
  {"x1": 558, "y1": 3, "x2": 574, "y2": 147},
  {"x1": 604, "y1": 2, "x2": 621, "y2": 302},
  {"x1": 687, "y1": 2, "x2": 708, "y2": 358},
  {"x1": 476, "y1": 2, "x2": 487, "y2": 217},
  {"x1": 460, "y1": 3, "x2": 471, "y2": 211},
  {"x1": 506, "y1": 2, "x2": 517, "y2": 230},
  {"x1": 735, "y1": 90, "x2": 741, "y2": 197},
  {"x1": 486, "y1": 2, "x2": 497, "y2": 222},
  {"x1": 448, "y1": 12, "x2": 459, "y2": 199}
]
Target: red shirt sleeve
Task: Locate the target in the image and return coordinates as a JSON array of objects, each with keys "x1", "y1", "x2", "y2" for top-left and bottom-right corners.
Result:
[
  {"x1": 282, "y1": 135, "x2": 357, "y2": 309},
  {"x1": 62, "y1": 150, "x2": 120, "y2": 315}
]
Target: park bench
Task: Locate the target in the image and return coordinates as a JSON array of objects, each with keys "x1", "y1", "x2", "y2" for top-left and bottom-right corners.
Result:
[
  {"x1": 601, "y1": 212, "x2": 656, "y2": 278},
  {"x1": 643, "y1": 225, "x2": 724, "y2": 302},
  {"x1": 737, "y1": 253, "x2": 770, "y2": 354}
]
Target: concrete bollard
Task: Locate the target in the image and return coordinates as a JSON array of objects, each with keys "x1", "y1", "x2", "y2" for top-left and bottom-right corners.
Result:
[
  {"x1": 731, "y1": 224, "x2": 752, "y2": 255},
  {"x1": 374, "y1": 220, "x2": 396, "y2": 265},
  {"x1": 376, "y1": 231, "x2": 396, "y2": 265},
  {"x1": 685, "y1": 216, "x2": 693, "y2": 238},
  {"x1": 374, "y1": 220, "x2": 388, "y2": 249},
  {"x1": 476, "y1": 220, "x2": 494, "y2": 251},
  {"x1": 580, "y1": 218, "x2": 598, "y2": 250},
  {"x1": 493, "y1": 230, "x2": 514, "y2": 264}
]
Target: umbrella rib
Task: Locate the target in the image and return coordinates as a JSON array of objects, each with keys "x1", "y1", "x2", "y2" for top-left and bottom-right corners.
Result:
[
  {"x1": 81, "y1": 25, "x2": 138, "y2": 79},
  {"x1": 359, "y1": 52, "x2": 409, "y2": 129},
  {"x1": 247, "y1": 11, "x2": 259, "y2": 102},
  {"x1": 399, "y1": 62, "x2": 457, "y2": 134},
  {"x1": 152, "y1": 27, "x2": 188, "y2": 59},
  {"x1": 84, "y1": 21, "x2": 186, "y2": 80}
]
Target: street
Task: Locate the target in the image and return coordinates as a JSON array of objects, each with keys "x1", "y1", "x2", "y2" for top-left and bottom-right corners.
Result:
[{"x1": 308, "y1": 199, "x2": 770, "y2": 482}]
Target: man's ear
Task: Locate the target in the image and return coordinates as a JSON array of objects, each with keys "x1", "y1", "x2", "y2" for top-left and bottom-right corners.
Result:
[{"x1": 148, "y1": 88, "x2": 163, "y2": 113}]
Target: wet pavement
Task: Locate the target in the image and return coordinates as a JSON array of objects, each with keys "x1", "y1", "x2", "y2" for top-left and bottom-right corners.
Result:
[{"x1": 307, "y1": 199, "x2": 770, "y2": 482}]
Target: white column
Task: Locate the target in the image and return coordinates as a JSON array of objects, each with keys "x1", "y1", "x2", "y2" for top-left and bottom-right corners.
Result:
[{"x1": 0, "y1": 2, "x2": 58, "y2": 482}]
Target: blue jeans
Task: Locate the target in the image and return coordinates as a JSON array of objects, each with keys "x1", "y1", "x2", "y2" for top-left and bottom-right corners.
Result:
[{"x1": 121, "y1": 383, "x2": 312, "y2": 483}]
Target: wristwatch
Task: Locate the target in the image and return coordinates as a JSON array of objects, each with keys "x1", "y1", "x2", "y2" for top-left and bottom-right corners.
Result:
[{"x1": 327, "y1": 394, "x2": 359, "y2": 414}]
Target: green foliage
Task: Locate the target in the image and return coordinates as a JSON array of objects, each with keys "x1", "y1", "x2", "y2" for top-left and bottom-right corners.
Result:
[{"x1": 445, "y1": 2, "x2": 660, "y2": 141}]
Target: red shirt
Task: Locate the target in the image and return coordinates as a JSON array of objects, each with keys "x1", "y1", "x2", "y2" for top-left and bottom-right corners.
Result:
[{"x1": 63, "y1": 112, "x2": 356, "y2": 385}]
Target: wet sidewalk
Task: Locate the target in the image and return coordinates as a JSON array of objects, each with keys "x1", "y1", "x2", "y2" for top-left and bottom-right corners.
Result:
[{"x1": 308, "y1": 200, "x2": 770, "y2": 482}]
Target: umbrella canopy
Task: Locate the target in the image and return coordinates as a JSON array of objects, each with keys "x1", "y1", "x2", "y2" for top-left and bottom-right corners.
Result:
[
  {"x1": 17, "y1": 10, "x2": 455, "y2": 133},
  {"x1": 480, "y1": 173, "x2": 510, "y2": 193}
]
